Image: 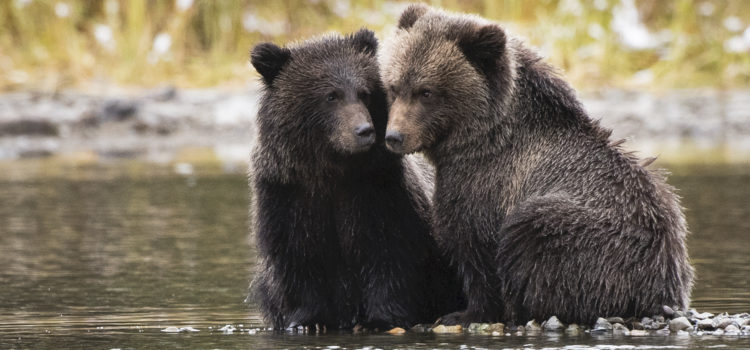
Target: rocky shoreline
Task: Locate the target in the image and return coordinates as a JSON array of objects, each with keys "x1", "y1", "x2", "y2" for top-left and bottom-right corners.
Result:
[
  {"x1": 396, "y1": 307, "x2": 750, "y2": 337},
  {"x1": 1, "y1": 87, "x2": 750, "y2": 165}
]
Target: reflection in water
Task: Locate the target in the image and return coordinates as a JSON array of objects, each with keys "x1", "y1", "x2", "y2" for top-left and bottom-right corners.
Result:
[{"x1": 0, "y1": 162, "x2": 748, "y2": 348}]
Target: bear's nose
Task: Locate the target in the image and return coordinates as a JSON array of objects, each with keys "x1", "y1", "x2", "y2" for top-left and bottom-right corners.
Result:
[
  {"x1": 385, "y1": 130, "x2": 404, "y2": 152},
  {"x1": 355, "y1": 124, "x2": 374, "y2": 138}
]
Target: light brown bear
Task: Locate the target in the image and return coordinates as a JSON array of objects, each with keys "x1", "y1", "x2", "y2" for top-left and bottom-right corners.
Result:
[{"x1": 379, "y1": 4, "x2": 693, "y2": 325}]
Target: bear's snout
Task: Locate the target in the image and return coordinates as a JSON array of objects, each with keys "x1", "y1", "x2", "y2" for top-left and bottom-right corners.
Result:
[
  {"x1": 355, "y1": 123, "x2": 375, "y2": 147},
  {"x1": 385, "y1": 130, "x2": 404, "y2": 153}
]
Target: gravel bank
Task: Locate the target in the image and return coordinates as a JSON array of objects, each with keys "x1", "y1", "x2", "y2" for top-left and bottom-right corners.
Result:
[
  {"x1": 1, "y1": 87, "x2": 749, "y2": 164},
  {"x1": 402, "y1": 307, "x2": 750, "y2": 337}
]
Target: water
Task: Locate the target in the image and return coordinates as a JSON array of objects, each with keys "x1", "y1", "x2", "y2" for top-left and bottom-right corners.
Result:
[{"x1": 0, "y1": 161, "x2": 748, "y2": 349}]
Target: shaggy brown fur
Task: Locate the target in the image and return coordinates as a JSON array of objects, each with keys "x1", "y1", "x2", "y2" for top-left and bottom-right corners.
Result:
[
  {"x1": 379, "y1": 4, "x2": 693, "y2": 325},
  {"x1": 249, "y1": 28, "x2": 463, "y2": 330}
]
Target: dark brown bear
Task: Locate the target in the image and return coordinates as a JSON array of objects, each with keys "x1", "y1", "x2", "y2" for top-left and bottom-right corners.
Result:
[
  {"x1": 248, "y1": 29, "x2": 462, "y2": 330},
  {"x1": 379, "y1": 4, "x2": 693, "y2": 325}
]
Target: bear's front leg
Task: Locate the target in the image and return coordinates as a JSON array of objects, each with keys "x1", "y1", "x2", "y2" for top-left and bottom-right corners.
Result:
[
  {"x1": 436, "y1": 230, "x2": 505, "y2": 326},
  {"x1": 253, "y1": 181, "x2": 349, "y2": 329}
]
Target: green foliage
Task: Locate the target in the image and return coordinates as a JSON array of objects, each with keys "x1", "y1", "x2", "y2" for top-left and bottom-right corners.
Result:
[{"x1": 0, "y1": 0, "x2": 748, "y2": 91}]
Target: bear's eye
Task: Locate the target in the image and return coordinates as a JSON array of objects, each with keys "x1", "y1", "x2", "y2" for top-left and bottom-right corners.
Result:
[
  {"x1": 358, "y1": 91, "x2": 371, "y2": 103},
  {"x1": 326, "y1": 92, "x2": 337, "y2": 102},
  {"x1": 421, "y1": 89, "x2": 432, "y2": 98}
]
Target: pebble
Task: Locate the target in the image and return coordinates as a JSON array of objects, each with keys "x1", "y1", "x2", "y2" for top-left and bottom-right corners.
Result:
[
  {"x1": 725, "y1": 324, "x2": 741, "y2": 335},
  {"x1": 716, "y1": 317, "x2": 735, "y2": 329},
  {"x1": 697, "y1": 318, "x2": 717, "y2": 330},
  {"x1": 606, "y1": 317, "x2": 625, "y2": 324},
  {"x1": 694, "y1": 311, "x2": 714, "y2": 320},
  {"x1": 676, "y1": 330, "x2": 690, "y2": 336},
  {"x1": 491, "y1": 331, "x2": 501, "y2": 336},
  {"x1": 465, "y1": 323, "x2": 505, "y2": 334},
  {"x1": 487, "y1": 323, "x2": 505, "y2": 334},
  {"x1": 742, "y1": 325, "x2": 750, "y2": 333},
  {"x1": 542, "y1": 316, "x2": 564, "y2": 331},
  {"x1": 613, "y1": 323, "x2": 630, "y2": 335},
  {"x1": 525, "y1": 320, "x2": 541, "y2": 332},
  {"x1": 668, "y1": 317, "x2": 692, "y2": 332},
  {"x1": 467, "y1": 323, "x2": 489, "y2": 333},
  {"x1": 386, "y1": 327, "x2": 405, "y2": 334},
  {"x1": 712, "y1": 329, "x2": 724, "y2": 336},
  {"x1": 592, "y1": 318, "x2": 612, "y2": 332},
  {"x1": 630, "y1": 329, "x2": 649, "y2": 336},
  {"x1": 565, "y1": 324, "x2": 580, "y2": 335},
  {"x1": 655, "y1": 328, "x2": 671, "y2": 335},
  {"x1": 432, "y1": 325, "x2": 462, "y2": 333},
  {"x1": 662, "y1": 305, "x2": 675, "y2": 317}
]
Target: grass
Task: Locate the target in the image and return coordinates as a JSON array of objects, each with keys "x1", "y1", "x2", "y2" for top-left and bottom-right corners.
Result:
[{"x1": 0, "y1": 0, "x2": 749, "y2": 91}]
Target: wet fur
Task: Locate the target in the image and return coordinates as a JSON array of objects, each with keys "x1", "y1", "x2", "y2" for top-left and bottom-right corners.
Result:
[
  {"x1": 380, "y1": 4, "x2": 694, "y2": 325},
  {"x1": 249, "y1": 29, "x2": 463, "y2": 329}
]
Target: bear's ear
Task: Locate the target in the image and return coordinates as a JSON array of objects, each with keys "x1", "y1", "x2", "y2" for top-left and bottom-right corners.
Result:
[
  {"x1": 398, "y1": 3, "x2": 429, "y2": 30},
  {"x1": 349, "y1": 28, "x2": 378, "y2": 56},
  {"x1": 250, "y1": 42, "x2": 291, "y2": 86},
  {"x1": 456, "y1": 23, "x2": 506, "y2": 76}
]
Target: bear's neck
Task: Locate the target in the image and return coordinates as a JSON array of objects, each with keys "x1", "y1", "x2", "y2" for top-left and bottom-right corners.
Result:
[
  {"x1": 254, "y1": 137, "x2": 401, "y2": 192},
  {"x1": 428, "y1": 43, "x2": 595, "y2": 202}
]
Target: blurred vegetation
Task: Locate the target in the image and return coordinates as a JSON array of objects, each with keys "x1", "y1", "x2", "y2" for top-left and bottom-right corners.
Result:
[{"x1": 0, "y1": 0, "x2": 749, "y2": 91}]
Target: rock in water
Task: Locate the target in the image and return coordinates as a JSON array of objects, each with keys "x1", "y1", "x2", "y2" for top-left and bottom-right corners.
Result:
[
  {"x1": 606, "y1": 317, "x2": 625, "y2": 324},
  {"x1": 630, "y1": 329, "x2": 649, "y2": 336},
  {"x1": 542, "y1": 316, "x2": 564, "y2": 331},
  {"x1": 468, "y1": 323, "x2": 490, "y2": 333},
  {"x1": 716, "y1": 317, "x2": 735, "y2": 329},
  {"x1": 565, "y1": 324, "x2": 580, "y2": 335},
  {"x1": 525, "y1": 320, "x2": 541, "y2": 332},
  {"x1": 725, "y1": 324, "x2": 740, "y2": 335},
  {"x1": 669, "y1": 317, "x2": 692, "y2": 332},
  {"x1": 655, "y1": 328, "x2": 671, "y2": 335},
  {"x1": 697, "y1": 318, "x2": 717, "y2": 330},
  {"x1": 487, "y1": 323, "x2": 504, "y2": 334},
  {"x1": 432, "y1": 325, "x2": 462, "y2": 333},
  {"x1": 386, "y1": 327, "x2": 405, "y2": 334},
  {"x1": 593, "y1": 318, "x2": 613, "y2": 332},
  {"x1": 613, "y1": 323, "x2": 630, "y2": 335},
  {"x1": 662, "y1": 305, "x2": 675, "y2": 317}
]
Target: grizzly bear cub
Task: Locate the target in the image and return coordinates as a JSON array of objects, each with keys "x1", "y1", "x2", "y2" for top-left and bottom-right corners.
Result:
[
  {"x1": 380, "y1": 4, "x2": 693, "y2": 325},
  {"x1": 249, "y1": 29, "x2": 462, "y2": 330}
]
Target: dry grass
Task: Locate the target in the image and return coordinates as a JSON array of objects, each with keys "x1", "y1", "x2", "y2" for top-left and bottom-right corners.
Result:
[{"x1": 1, "y1": 0, "x2": 749, "y2": 91}]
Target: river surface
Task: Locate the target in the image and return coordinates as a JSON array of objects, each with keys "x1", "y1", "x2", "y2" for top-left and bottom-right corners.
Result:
[{"x1": 0, "y1": 161, "x2": 748, "y2": 349}]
